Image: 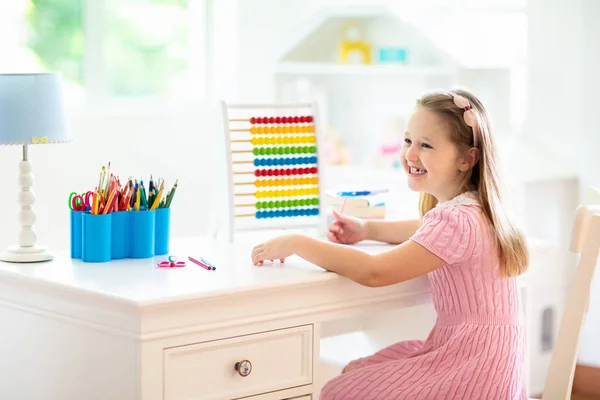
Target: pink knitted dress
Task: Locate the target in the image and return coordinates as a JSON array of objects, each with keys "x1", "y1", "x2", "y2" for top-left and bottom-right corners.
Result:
[{"x1": 320, "y1": 192, "x2": 526, "y2": 399}]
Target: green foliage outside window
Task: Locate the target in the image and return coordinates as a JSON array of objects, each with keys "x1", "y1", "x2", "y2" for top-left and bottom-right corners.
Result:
[
  {"x1": 26, "y1": 0, "x2": 189, "y2": 97},
  {"x1": 26, "y1": 0, "x2": 84, "y2": 85},
  {"x1": 104, "y1": 0, "x2": 189, "y2": 97}
]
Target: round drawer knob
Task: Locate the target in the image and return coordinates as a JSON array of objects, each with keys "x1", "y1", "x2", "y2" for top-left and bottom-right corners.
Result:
[{"x1": 234, "y1": 360, "x2": 252, "y2": 377}]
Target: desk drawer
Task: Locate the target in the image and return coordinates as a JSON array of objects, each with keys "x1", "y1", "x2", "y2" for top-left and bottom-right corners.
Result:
[{"x1": 163, "y1": 325, "x2": 313, "y2": 400}]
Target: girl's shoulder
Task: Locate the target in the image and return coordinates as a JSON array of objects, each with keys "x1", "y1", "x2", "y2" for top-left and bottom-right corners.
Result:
[{"x1": 413, "y1": 191, "x2": 486, "y2": 265}]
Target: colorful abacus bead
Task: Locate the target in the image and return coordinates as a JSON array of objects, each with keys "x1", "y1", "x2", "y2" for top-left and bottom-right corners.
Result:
[
  {"x1": 253, "y1": 156, "x2": 318, "y2": 167},
  {"x1": 256, "y1": 208, "x2": 319, "y2": 219},
  {"x1": 254, "y1": 177, "x2": 319, "y2": 187},
  {"x1": 254, "y1": 167, "x2": 318, "y2": 177},
  {"x1": 249, "y1": 116, "x2": 313, "y2": 125},
  {"x1": 251, "y1": 146, "x2": 317, "y2": 156},
  {"x1": 255, "y1": 187, "x2": 319, "y2": 199}
]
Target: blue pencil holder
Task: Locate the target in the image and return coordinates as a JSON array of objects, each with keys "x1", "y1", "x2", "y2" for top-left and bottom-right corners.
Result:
[
  {"x1": 70, "y1": 210, "x2": 83, "y2": 259},
  {"x1": 111, "y1": 211, "x2": 130, "y2": 259},
  {"x1": 155, "y1": 208, "x2": 170, "y2": 256},
  {"x1": 82, "y1": 213, "x2": 112, "y2": 263},
  {"x1": 129, "y1": 210, "x2": 155, "y2": 258}
]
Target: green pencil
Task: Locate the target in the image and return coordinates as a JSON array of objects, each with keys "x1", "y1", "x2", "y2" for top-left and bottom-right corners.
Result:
[{"x1": 166, "y1": 180, "x2": 178, "y2": 207}]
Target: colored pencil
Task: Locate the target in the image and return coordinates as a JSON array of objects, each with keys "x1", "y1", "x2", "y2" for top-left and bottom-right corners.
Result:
[
  {"x1": 165, "y1": 179, "x2": 178, "y2": 207},
  {"x1": 188, "y1": 256, "x2": 216, "y2": 271}
]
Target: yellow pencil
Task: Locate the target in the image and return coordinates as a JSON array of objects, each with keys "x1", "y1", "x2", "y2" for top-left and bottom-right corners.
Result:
[
  {"x1": 150, "y1": 188, "x2": 163, "y2": 210},
  {"x1": 135, "y1": 187, "x2": 141, "y2": 211}
]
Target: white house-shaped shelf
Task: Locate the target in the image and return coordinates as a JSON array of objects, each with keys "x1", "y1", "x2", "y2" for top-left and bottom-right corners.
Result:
[{"x1": 274, "y1": 6, "x2": 461, "y2": 77}]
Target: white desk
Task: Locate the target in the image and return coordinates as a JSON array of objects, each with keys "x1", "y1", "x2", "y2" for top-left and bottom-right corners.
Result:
[{"x1": 0, "y1": 237, "x2": 431, "y2": 400}]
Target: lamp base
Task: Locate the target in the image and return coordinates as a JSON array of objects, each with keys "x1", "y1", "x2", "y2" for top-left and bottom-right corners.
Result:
[{"x1": 0, "y1": 245, "x2": 53, "y2": 263}]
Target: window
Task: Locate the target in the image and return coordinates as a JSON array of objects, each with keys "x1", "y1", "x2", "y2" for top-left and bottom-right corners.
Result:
[
  {"x1": 8, "y1": 0, "x2": 208, "y2": 106},
  {"x1": 25, "y1": 0, "x2": 86, "y2": 103},
  {"x1": 27, "y1": 0, "x2": 85, "y2": 86},
  {"x1": 104, "y1": 0, "x2": 190, "y2": 98}
]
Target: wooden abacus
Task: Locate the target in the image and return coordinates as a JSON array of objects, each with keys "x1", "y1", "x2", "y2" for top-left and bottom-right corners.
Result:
[{"x1": 221, "y1": 101, "x2": 326, "y2": 242}]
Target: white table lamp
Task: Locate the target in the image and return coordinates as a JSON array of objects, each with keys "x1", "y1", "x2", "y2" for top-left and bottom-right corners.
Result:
[{"x1": 0, "y1": 73, "x2": 72, "y2": 262}]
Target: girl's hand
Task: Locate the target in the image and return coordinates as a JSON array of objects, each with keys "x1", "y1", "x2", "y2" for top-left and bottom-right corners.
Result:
[
  {"x1": 251, "y1": 234, "x2": 295, "y2": 265},
  {"x1": 328, "y1": 210, "x2": 367, "y2": 244}
]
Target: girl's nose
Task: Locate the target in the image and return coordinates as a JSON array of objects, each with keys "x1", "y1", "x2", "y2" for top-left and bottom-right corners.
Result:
[{"x1": 405, "y1": 145, "x2": 419, "y2": 161}]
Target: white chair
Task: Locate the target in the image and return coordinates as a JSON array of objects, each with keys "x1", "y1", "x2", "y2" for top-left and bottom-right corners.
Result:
[{"x1": 529, "y1": 204, "x2": 600, "y2": 399}]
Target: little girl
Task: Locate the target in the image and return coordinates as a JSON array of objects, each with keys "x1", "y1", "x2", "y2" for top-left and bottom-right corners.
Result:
[{"x1": 251, "y1": 89, "x2": 529, "y2": 399}]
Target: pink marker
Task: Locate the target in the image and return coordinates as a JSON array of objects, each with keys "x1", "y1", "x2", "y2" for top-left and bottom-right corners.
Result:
[
  {"x1": 335, "y1": 197, "x2": 348, "y2": 232},
  {"x1": 340, "y1": 197, "x2": 348, "y2": 214},
  {"x1": 188, "y1": 256, "x2": 215, "y2": 271}
]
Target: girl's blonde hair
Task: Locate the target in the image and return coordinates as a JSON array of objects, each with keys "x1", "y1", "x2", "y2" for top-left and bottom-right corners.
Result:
[{"x1": 416, "y1": 88, "x2": 528, "y2": 277}]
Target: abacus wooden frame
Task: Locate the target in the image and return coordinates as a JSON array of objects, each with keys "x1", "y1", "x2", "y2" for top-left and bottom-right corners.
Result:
[{"x1": 221, "y1": 101, "x2": 326, "y2": 242}]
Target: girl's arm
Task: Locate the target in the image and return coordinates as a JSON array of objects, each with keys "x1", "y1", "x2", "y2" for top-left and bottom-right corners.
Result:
[
  {"x1": 252, "y1": 234, "x2": 446, "y2": 287},
  {"x1": 253, "y1": 205, "x2": 470, "y2": 287},
  {"x1": 293, "y1": 235, "x2": 445, "y2": 286},
  {"x1": 364, "y1": 219, "x2": 421, "y2": 244}
]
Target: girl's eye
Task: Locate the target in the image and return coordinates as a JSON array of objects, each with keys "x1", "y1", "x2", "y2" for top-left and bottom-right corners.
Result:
[
  {"x1": 404, "y1": 138, "x2": 411, "y2": 144},
  {"x1": 422, "y1": 143, "x2": 432, "y2": 149}
]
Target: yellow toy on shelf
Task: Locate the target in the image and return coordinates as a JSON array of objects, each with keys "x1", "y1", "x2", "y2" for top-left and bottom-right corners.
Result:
[{"x1": 339, "y1": 24, "x2": 372, "y2": 64}]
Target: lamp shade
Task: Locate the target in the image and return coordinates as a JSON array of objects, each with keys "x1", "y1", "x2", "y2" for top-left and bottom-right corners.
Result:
[{"x1": 0, "y1": 73, "x2": 72, "y2": 146}]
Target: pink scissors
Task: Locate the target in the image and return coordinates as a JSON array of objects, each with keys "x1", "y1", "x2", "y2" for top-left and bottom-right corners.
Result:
[{"x1": 157, "y1": 256, "x2": 186, "y2": 268}]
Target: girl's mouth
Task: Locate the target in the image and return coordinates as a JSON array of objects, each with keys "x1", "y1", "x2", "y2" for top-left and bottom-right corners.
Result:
[{"x1": 409, "y1": 167, "x2": 427, "y2": 175}]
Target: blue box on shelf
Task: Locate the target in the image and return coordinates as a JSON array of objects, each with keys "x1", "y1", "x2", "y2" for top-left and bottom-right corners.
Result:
[{"x1": 378, "y1": 47, "x2": 407, "y2": 63}]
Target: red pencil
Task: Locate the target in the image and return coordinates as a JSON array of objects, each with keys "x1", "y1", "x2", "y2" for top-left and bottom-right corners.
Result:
[{"x1": 188, "y1": 256, "x2": 215, "y2": 271}]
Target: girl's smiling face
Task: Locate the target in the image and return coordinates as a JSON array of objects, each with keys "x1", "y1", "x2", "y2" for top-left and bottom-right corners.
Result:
[{"x1": 401, "y1": 108, "x2": 473, "y2": 202}]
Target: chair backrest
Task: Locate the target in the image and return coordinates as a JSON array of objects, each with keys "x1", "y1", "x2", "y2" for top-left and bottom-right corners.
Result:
[
  {"x1": 542, "y1": 204, "x2": 600, "y2": 399},
  {"x1": 221, "y1": 101, "x2": 327, "y2": 242}
]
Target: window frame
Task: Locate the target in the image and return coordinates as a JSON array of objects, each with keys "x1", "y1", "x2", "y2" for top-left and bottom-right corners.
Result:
[{"x1": 70, "y1": 0, "x2": 212, "y2": 115}]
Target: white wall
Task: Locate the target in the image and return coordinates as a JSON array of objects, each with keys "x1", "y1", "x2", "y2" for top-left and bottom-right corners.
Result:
[
  {"x1": 0, "y1": 104, "x2": 228, "y2": 253},
  {"x1": 237, "y1": 0, "x2": 314, "y2": 103},
  {"x1": 525, "y1": 0, "x2": 600, "y2": 368},
  {"x1": 524, "y1": 0, "x2": 584, "y2": 166},
  {"x1": 578, "y1": 0, "x2": 600, "y2": 368}
]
